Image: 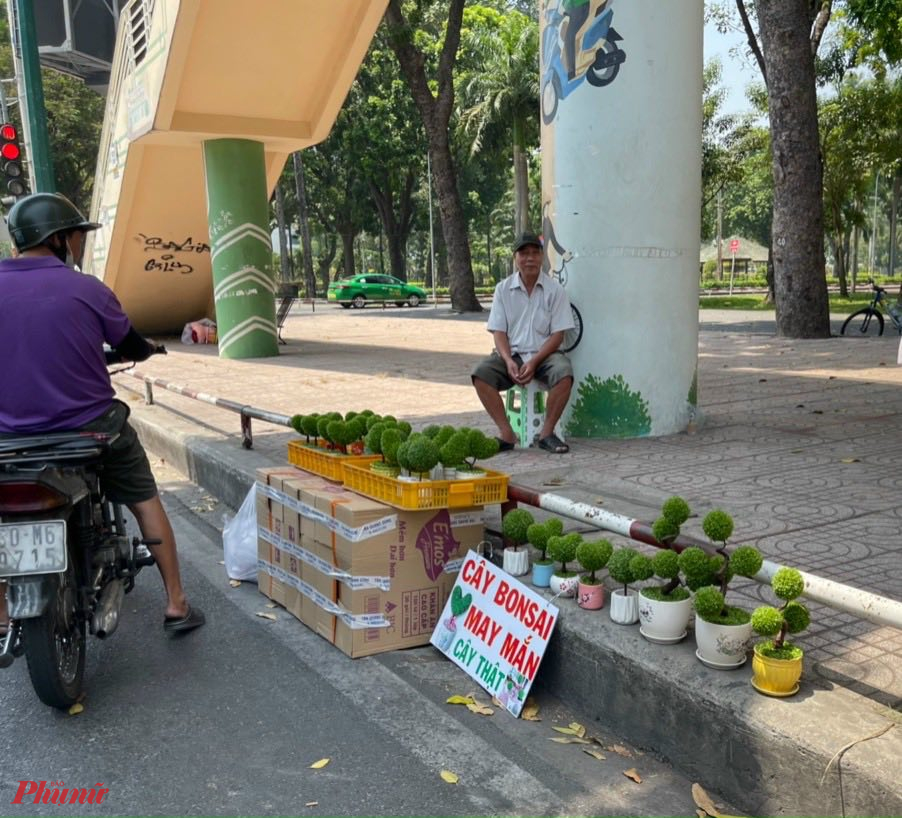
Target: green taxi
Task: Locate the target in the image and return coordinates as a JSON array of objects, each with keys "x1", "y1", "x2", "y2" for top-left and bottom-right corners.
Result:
[{"x1": 327, "y1": 274, "x2": 427, "y2": 309}]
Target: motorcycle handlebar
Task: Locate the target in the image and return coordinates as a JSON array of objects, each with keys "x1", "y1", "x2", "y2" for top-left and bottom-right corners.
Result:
[{"x1": 104, "y1": 342, "x2": 167, "y2": 366}]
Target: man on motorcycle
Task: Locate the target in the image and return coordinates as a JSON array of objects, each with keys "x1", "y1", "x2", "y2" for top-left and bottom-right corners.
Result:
[{"x1": 0, "y1": 192, "x2": 205, "y2": 634}]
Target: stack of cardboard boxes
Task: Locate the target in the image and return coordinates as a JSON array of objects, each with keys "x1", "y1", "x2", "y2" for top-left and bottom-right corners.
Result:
[{"x1": 255, "y1": 466, "x2": 485, "y2": 658}]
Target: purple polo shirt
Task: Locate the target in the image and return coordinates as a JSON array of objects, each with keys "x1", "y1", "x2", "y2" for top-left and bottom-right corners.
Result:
[{"x1": 0, "y1": 256, "x2": 131, "y2": 432}]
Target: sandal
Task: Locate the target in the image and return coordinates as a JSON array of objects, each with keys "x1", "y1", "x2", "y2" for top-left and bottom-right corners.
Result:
[
  {"x1": 163, "y1": 605, "x2": 206, "y2": 634},
  {"x1": 538, "y1": 434, "x2": 569, "y2": 454},
  {"x1": 495, "y1": 437, "x2": 516, "y2": 452}
]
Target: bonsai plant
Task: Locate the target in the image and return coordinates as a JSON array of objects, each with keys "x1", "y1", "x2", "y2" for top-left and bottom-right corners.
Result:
[
  {"x1": 634, "y1": 550, "x2": 692, "y2": 643},
  {"x1": 575, "y1": 538, "x2": 614, "y2": 610},
  {"x1": 438, "y1": 430, "x2": 469, "y2": 479},
  {"x1": 459, "y1": 429, "x2": 500, "y2": 473},
  {"x1": 501, "y1": 508, "x2": 534, "y2": 577},
  {"x1": 397, "y1": 433, "x2": 440, "y2": 481},
  {"x1": 749, "y1": 567, "x2": 810, "y2": 696},
  {"x1": 546, "y1": 532, "x2": 582, "y2": 597},
  {"x1": 526, "y1": 518, "x2": 564, "y2": 588},
  {"x1": 606, "y1": 546, "x2": 644, "y2": 624},
  {"x1": 635, "y1": 496, "x2": 694, "y2": 643},
  {"x1": 680, "y1": 508, "x2": 764, "y2": 669}
]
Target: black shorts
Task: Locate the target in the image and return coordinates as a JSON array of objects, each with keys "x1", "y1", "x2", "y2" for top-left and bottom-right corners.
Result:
[
  {"x1": 471, "y1": 351, "x2": 573, "y2": 392},
  {"x1": 80, "y1": 400, "x2": 158, "y2": 505}
]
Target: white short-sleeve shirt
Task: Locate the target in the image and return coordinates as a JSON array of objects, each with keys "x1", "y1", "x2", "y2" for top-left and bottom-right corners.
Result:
[{"x1": 486, "y1": 272, "x2": 575, "y2": 355}]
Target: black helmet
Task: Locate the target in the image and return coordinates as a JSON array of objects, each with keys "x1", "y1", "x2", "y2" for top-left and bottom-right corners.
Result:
[{"x1": 6, "y1": 192, "x2": 101, "y2": 251}]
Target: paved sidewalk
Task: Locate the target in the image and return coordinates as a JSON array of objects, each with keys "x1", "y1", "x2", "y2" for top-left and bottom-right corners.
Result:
[{"x1": 114, "y1": 305, "x2": 902, "y2": 816}]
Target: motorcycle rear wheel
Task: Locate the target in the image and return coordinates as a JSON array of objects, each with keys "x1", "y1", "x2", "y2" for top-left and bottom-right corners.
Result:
[{"x1": 22, "y1": 552, "x2": 86, "y2": 709}]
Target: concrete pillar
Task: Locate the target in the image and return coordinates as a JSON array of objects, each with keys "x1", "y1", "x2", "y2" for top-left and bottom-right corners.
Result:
[
  {"x1": 540, "y1": 0, "x2": 703, "y2": 437},
  {"x1": 203, "y1": 138, "x2": 278, "y2": 359}
]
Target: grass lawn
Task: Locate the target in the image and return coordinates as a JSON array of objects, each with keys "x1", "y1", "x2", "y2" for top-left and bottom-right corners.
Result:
[{"x1": 700, "y1": 292, "x2": 881, "y2": 311}]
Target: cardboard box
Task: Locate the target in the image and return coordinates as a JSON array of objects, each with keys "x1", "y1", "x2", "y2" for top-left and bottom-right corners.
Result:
[
  {"x1": 254, "y1": 465, "x2": 486, "y2": 658},
  {"x1": 254, "y1": 467, "x2": 301, "y2": 600}
]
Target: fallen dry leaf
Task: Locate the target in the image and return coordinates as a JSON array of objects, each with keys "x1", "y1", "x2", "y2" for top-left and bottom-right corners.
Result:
[
  {"x1": 569, "y1": 721, "x2": 586, "y2": 738},
  {"x1": 446, "y1": 694, "x2": 476, "y2": 706},
  {"x1": 492, "y1": 696, "x2": 503, "y2": 708},
  {"x1": 608, "y1": 744, "x2": 634, "y2": 758},
  {"x1": 840, "y1": 458, "x2": 860, "y2": 464},
  {"x1": 692, "y1": 783, "x2": 728, "y2": 818},
  {"x1": 466, "y1": 702, "x2": 494, "y2": 716},
  {"x1": 549, "y1": 737, "x2": 591, "y2": 745},
  {"x1": 256, "y1": 612, "x2": 277, "y2": 621},
  {"x1": 623, "y1": 768, "x2": 642, "y2": 784},
  {"x1": 697, "y1": 810, "x2": 708, "y2": 818},
  {"x1": 440, "y1": 770, "x2": 459, "y2": 784},
  {"x1": 265, "y1": 602, "x2": 277, "y2": 609},
  {"x1": 68, "y1": 702, "x2": 84, "y2": 716},
  {"x1": 521, "y1": 700, "x2": 541, "y2": 721},
  {"x1": 229, "y1": 579, "x2": 241, "y2": 588},
  {"x1": 582, "y1": 749, "x2": 606, "y2": 761},
  {"x1": 305, "y1": 802, "x2": 318, "y2": 808},
  {"x1": 310, "y1": 758, "x2": 330, "y2": 770}
]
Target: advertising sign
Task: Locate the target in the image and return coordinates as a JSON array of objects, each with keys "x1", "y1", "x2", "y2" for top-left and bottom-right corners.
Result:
[{"x1": 430, "y1": 551, "x2": 559, "y2": 716}]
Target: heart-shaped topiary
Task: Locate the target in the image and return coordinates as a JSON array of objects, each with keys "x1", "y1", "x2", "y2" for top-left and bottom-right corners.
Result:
[{"x1": 451, "y1": 585, "x2": 473, "y2": 617}]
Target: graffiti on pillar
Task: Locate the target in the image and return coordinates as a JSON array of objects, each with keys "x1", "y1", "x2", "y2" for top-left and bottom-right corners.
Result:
[
  {"x1": 541, "y1": 201, "x2": 574, "y2": 283},
  {"x1": 565, "y1": 373, "x2": 651, "y2": 438},
  {"x1": 541, "y1": 0, "x2": 626, "y2": 125}
]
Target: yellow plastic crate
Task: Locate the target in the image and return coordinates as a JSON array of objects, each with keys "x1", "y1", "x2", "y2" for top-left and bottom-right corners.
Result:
[
  {"x1": 341, "y1": 463, "x2": 509, "y2": 510},
  {"x1": 287, "y1": 440, "x2": 381, "y2": 482}
]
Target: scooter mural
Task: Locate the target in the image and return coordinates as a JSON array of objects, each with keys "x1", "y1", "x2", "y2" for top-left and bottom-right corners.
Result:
[{"x1": 541, "y1": 0, "x2": 626, "y2": 125}]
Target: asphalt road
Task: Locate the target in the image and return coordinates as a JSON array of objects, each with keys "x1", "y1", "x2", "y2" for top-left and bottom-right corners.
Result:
[{"x1": 0, "y1": 461, "x2": 738, "y2": 817}]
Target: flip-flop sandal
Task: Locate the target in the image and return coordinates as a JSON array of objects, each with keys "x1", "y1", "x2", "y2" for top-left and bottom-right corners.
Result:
[
  {"x1": 538, "y1": 434, "x2": 569, "y2": 454},
  {"x1": 163, "y1": 605, "x2": 206, "y2": 634},
  {"x1": 495, "y1": 437, "x2": 516, "y2": 452}
]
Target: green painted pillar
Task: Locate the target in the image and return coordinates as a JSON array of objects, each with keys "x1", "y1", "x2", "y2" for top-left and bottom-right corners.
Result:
[{"x1": 203, "y1": 138, "x2": 278, "y2": 359}]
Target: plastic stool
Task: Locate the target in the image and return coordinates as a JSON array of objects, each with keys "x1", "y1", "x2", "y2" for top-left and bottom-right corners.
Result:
[{"x1": 504, "y1": 382, "x2": 564, "y2": 448}]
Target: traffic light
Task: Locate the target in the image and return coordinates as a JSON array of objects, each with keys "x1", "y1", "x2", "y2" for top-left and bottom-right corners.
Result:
[{"x1": 0, "y1": 124, "x2": 27, "y2": 200}]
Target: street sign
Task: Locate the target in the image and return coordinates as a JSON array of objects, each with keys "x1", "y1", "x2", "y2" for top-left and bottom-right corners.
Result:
[
  {"x1": 729, "y1": 239, "x2": 740, "y2": 255},
  {"x1": 431, "y1": 551, "x2": 558, "y2": 716}
]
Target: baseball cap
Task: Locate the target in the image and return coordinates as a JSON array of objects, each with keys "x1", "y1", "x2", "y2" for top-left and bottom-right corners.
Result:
[{"x1": 513, "y1": 232, "x2": 543, "y2": 253}]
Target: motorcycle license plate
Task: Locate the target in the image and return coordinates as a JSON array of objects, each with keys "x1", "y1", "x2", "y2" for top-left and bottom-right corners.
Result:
[{"x1": 0, "y1": 521, "x2": 67, "y2": 576}]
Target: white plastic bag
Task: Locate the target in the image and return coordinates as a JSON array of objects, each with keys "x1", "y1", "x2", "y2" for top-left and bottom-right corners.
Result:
[{"x1": 222, "y1": 485, "x2": 258, "y2": 582}]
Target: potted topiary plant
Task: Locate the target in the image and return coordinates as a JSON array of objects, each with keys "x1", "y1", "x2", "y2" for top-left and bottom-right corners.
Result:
[
  {"x1": 634, "y1": 550, "x2": 692, "y2": 643},
  {"x1": 437, "y1": 429, "x2": 468, "y2": 480},
  {"x1": 575, "y1": 538, "x2": 613, "y2": 610},
  {"x1": 546, "y1": 532, "x2": 582, "y2": 597},
  {"x1": 679, "y1": 509, "x2": 764, "y2": 669},
  {"x1": 526, "y1": 518, "x2": 564, "y2": 588},
  {"x1": 606, "y1": 546, "x2": 643, "y2": 624},
  {"x1": 501, "y1": 508, "x2": 534, "y2": 577},
  {"x1": 399, "y1": 433, "x2": 440, "y2": 481},
  {"x1": 634, "y1": 496, "x2": 694, "y2": 643},
  {"x1": 749, "y1": 567, "x2": 810, "y2": 696}
]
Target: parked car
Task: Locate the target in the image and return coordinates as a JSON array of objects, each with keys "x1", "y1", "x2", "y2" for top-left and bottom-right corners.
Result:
[{"x1": 327, "y1": 274, "x2": 427, "y2": 309}]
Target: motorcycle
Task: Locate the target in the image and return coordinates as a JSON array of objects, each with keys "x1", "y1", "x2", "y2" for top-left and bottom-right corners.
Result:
[
  {"x1": 0, "y1": 349, "x2": 162, "y2": 708},
  {"x1": 541, "y1": 0, "x2": 626, "y2": 124}
]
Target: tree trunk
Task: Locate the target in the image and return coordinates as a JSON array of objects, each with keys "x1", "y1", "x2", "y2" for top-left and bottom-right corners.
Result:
[
  {"x1": 513, "y1": 116, "x2": 530, "y2": 235},
  {"x1": 890, "y1": 175, "x2": 900, "y2": 296},
  {"x1": 318, "y1": 234, "x2": 337, "y2": 295},
  {"x1": 385, "y1": 0, "x2": 481, "y2": 312},
  {"x1": 764, "y1": 244, "x2": 776, "y2": 304},
  {"x1": 273, "y1": 182, "x2": 292, "y2": 284},
  {"x1": 341, "y1": 231, "x2": 356, "y2": 277},
  {"x1": 369, "y1": 170, "x2": 416, "y2": 282},
  {"x1": 291, "y1": 152, "x2": 317, "y2": 298},
  {"x1": 851, "y1": 221, "x2": 860, "y2": 292},
  {"x1": 755, "y1": 0, "x2": 830, "y2": 338}
]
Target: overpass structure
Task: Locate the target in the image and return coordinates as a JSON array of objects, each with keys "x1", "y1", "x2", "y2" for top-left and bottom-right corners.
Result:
[{"x1": 84, "y1": 0, "x2": 387, "y2": 354}]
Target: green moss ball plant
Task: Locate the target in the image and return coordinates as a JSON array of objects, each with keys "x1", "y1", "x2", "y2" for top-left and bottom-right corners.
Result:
[
  {"x1": 607, "y1": 546, "x2": 643, "y2": 624},
  {"x1": 527, "y1": 522, "x2": 554, "y2": 564},
  {"x1": 502, "y1": 509, "x2": 535, "y2": 549},
  {"x1": 751, "y1": 567, "x2": 810, "y2": 661},
  {"x1": 576, "y1": 539, "x2": 613, "y2": 586}
]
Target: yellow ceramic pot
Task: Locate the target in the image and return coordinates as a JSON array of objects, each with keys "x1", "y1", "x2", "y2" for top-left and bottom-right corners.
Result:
[{"x1": 751, "y1": 644, "x2": 803, "y2": 697}]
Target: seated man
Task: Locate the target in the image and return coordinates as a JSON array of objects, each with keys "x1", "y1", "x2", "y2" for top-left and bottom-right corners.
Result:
[
  {"x1": 471, "y1": 232, "x2": 574, "y2": 453},
  {"x1": 0, "y1": 193, "x2": 204, "y2": 634}
]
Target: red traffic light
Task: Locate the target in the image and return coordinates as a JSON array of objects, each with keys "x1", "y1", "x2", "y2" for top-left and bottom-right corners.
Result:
[
  {"x1": 1, "y1": 143, "x2": 20, "y2": 161},
  {"x1": 0, "y1": 124, "x2": 16, "y2": 141}
]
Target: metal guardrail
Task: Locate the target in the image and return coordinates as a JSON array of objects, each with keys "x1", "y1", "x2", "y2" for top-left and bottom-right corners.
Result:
[
  {"x1": 123, "y1": 370, "x2": 292, "y2": 449},
  {"x1": 117, "y1": 370, "x2": 902, "y2": 631}
]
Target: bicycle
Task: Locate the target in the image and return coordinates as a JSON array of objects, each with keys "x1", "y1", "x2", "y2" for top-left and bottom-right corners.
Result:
[
  {"x1": 840, "y1": 282, "x2": 902, "y2": 337},
  {"x1": 549, "y1": 257, "x2": 584, "y2": 353}
]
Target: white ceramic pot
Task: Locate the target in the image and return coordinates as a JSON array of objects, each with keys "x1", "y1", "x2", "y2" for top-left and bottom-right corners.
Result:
[
  {"x1": 609, "y1": 589, "x2": 639, "y2": 624},
  {"x1": 549, "y1": 573, "x2": 578, "y2": 597},
  {"x1": 637, "y1": 592, "x2": 692, "y2": 644},
  {"x1": 502, "y1": 547, "x2": 530, "y2": 577},
  {"x1": 694, "y1": 618, "x2": 753, "y2": 668}
]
